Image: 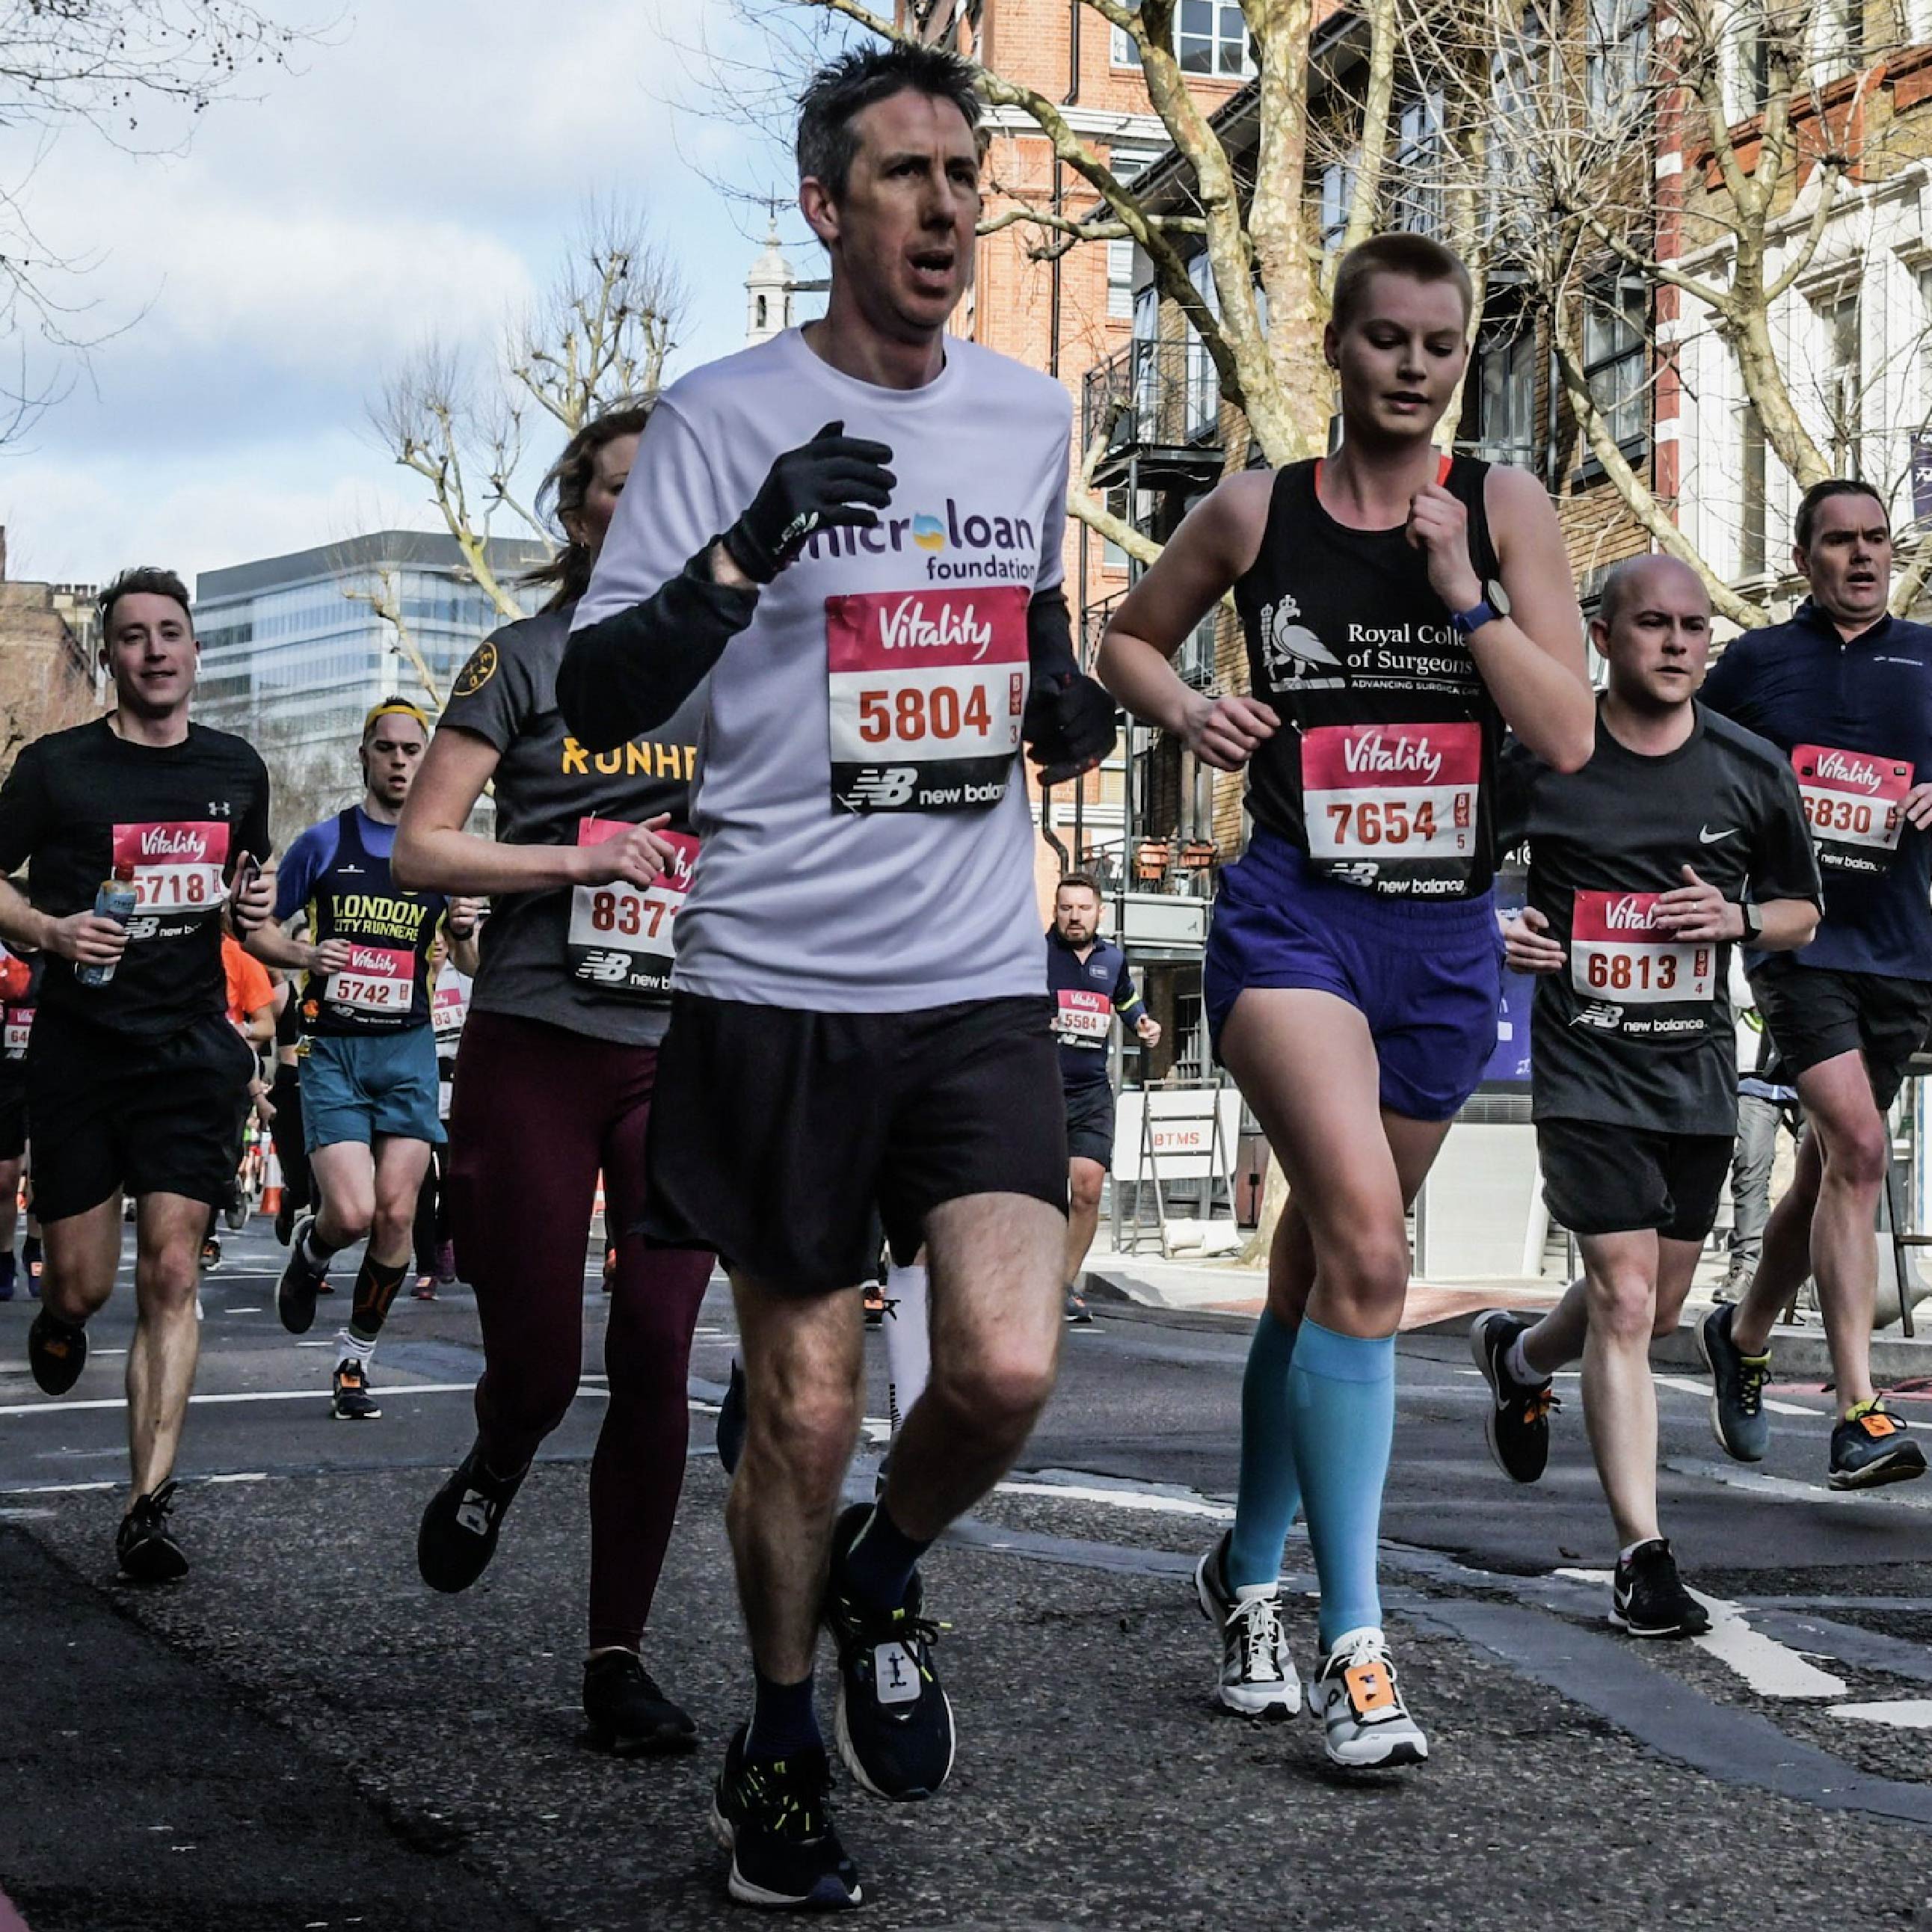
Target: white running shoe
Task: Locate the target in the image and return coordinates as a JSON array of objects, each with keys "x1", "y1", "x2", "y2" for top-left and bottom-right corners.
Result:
[
  {"x1": 1193, "y1": 1531, "x2": 1299, "y2": 1717},
  {"x1": 1308, "y1": 1626, "x2": 1428, "y2": 1769}
]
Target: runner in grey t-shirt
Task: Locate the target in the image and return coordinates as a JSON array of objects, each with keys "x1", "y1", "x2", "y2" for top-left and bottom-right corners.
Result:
[
  {"x1": 555, "y1": 44, "x2": 1116, "y2": 1913},
  {"x1": 392, "y1": 403, "x2": 719, "y2": 1759}
]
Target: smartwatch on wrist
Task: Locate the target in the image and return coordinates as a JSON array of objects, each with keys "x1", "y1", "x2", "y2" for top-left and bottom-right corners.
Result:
[
  {"x1": 1450, "y1": 578, "x2": 1513, "y2": 638},
  {"x1": 1739, "y1": 902, "x2": 1764, "y2": 944}
]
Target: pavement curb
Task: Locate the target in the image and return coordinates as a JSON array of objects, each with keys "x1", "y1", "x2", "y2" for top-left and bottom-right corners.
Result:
[{"x1": 1083, "y1": 1262, "x2": 1932, "y2": 1381}]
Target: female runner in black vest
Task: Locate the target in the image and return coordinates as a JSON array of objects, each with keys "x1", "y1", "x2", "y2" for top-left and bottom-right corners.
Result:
[
  {"x1": 1099, "y1": 234, "x2": 1593, "y2": 1769},
  {"x1": 393, "y1": 403, "x2": 716, "y2": 1754}
]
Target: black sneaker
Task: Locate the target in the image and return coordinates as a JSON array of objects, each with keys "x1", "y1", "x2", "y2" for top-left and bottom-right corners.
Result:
[
  {"x1": 331, "y1": 1359, "x2": 381, "y2": 1421},
  {"x1": 712, "y1": 1725, "x2": 860, "y2": 1911},
  {"x1": 716, "y1": 1358, "x2": 748, "y2": 1478},
  {"x1": 0, "y1": 1252, "x2": 16, "y2": 1302},
  {"x1": 1830, "y1": 1402, "x2": 1928, "y2": 1491},
  {"x1": 822, "y1": 1502, "x2": 954, "y2": 1802},
  {"x1": 1608, "y1": 1538, "x2": 1710, "y2": 1639},
  {"x1": 116, "y1": 1482, "x2": 188, "y2": 1583},
  {"x1": 583, "y1": 1650, "x2": 697, "y2": 1756},
  {"x1": 28, "y1": 1308, "x2": 87, "y2": 1395},
  {"x1": 1064, "y1": 1287, "x2": 1093, "y2": 1326},
  {"x1": 417, "y1": 1439, "x2": 527, "y2": 1593},
  {"x1": 1469, "y1": 1311, "x2": 1556, "y2": 1483},
  {"x1": 1696, "y1": 1302, "x2": 1770, "y2": 1462},
  {"x1": 274, "y1": 1194, "x2": 295, "y2": 1246},
  {"x1": 277, "y1": 1213, "x2": 329, "y2": 1335},
  {"x1": 200, "y1": 1236, "x2": 221, "y2": 1270}
]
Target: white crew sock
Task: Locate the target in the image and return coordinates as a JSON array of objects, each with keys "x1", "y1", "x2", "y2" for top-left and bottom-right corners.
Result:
[
  {"x1": 884, "y1": 1263, "x2": 931, "y2": 1433},
  {"x1": 1504, "y1": 1332, "x2": 1541, "y2": 1389},
  {"x1": 336, "y1": 1327, "x2": 375, "y2": 1368}
]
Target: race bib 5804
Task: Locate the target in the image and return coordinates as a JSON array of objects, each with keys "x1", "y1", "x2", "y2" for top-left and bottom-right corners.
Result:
[
  {"x1": 567, "y1": 819, "x2": 697, "y2": 997},
  {"x1": 825, "y1": 585, "x2": 1030, "y2": 813},
  {"x1": 1570, "y1": 891, "x2": 1715, "y2": 1005}
]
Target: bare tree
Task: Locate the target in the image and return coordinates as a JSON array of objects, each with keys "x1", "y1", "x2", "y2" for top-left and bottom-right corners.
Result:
[
  {"x1": 370, "y1": 203, "x2": 688, "y2": 630},
  {"x1": 1420, "y1": 0, "x2": 1930, "y2": 623}
]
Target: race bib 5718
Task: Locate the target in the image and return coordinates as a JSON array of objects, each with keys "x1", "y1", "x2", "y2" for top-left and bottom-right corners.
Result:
[
  {"x1": 111, "y1": 821, "x2": 229, "y2": 929},
  {"x1": 825, "y1": 585, "x2": 1030, "y2": 813},
  {"x1": 1570, "y1": 891, "x2": 1715, "y2": 1005}
]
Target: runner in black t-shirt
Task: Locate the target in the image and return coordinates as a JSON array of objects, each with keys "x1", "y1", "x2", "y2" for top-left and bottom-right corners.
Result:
[
  {"x1": 0, "y1": 566, "x2": 274, "y2": 1581},
  {"x1": 392, "y1": 403, "x2": 717, "y2": 1758},
  {"x1": 0, "y1": 941, "x2": 40, "y2": 1301},
  {"x1": 1471, "y1": 556, "x2": 1819, "y2": 1636},
  {"x1": 1696, "y1": 479, "x2": 1932, "y2": 1489}
]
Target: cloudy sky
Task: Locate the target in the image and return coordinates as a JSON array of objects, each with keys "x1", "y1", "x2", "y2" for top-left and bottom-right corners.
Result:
[{"x1": 0, "y1": 1, "x2": 828, "y2": 591}]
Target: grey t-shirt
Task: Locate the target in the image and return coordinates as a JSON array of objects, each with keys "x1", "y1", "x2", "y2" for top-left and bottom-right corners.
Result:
[
  {"x1": 572, "y1": 327, "x2": 1071, "y2": 1013},
  {"x1": 439, "y1": 605, "x2": 707, "y2": 1046}
]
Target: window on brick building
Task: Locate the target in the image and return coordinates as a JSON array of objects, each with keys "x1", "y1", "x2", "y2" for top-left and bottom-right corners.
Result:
[
  {"x1": 1582, "y1": 281, "x2": 1647, "y2": 453},
  {"x1": 1474, "y1": 326, "x2": 1537, "y2": 469},
  {"x1": 1821, "y1": 285, "x2": 1863, "y2": 476},
  {"x1": 1111, "y1": 0, "x2": 1254, "y2": 76},
  {"x1": 1391, "y1": 93, "x2": 1445, "y2": 239},
  {"x1": 1104, "y1": 144, "x2": 1163, "y2": 321},
  {"x1": 1810, "y1": 0, "x2": 1863, "y2": 78},
  {"x1": 1723, "y1": 1, "x2": 1773, "y2": 123},
  {"x1": 1584, "y1": 0, "x2": 1649, "y2": 121},
  {"x1": 1101, "y1": 485, "x2": 1149, "y2": 573},
  {"x1": 1185, "y1": 250, "x2": 1221, "y2": 439},
  {"x1": 1320, "y1": 155, "x2": 1357, "y2": 254}
]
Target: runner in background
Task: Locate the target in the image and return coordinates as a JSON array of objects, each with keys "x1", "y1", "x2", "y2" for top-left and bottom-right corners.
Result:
[
  {"x1": 250, "y1": 702, "x2": 480, "y2": 1421},
  {"x1": 206, "y1": 932, "x2": 275, "y2": 1270},
  {"x1": 1100, "y1": 233, "x2": 1593, "y2": 1768},
  {"x1": 0, "y1": 564, "x2": 274, "y2": 1579},
  {"x1": 411, "y1": 933, "x2": 470, "y2": 1299},
  {"x1": 1471, "y1": 555, "x2": 1819, "y2": 1637},
  {"x1": 0, "y1": 938, "x2": 39, "y2": 1300},
  {"x1": 1048, "y1": 871, "x2": 1159, "y2": 1323},
  {"x1": 395, "y1": 402, "x2": 719, "y2": 1756},
  {"x1": 267, "y1": 969, "x2": 310, "y2": 1246},
  {"x1": 1697, "y1": 479, "x2": 1932, "y2": 1489}
]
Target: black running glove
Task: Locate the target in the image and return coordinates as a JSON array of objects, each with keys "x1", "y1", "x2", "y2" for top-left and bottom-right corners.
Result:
[
  {"x1": 1023, "y1": 587, "x2": 1117, "y2": 786},
  {"x1": 721, "y1": 419, "x2": 896, "y2": 584}
]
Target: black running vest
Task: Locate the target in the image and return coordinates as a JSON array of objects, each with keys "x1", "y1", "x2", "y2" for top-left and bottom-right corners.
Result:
[
  {"x1": 1231, "y1": 455, "x2": 1504, "y2": 899},
  {"x1": 300, "y1": 809, "x2": 445, "y2": 1036}
]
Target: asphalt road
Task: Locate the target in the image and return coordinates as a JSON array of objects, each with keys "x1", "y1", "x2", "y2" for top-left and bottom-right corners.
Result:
[{"x1": 4, "y1": 1220, "x2": 1932, "y2": 1928}]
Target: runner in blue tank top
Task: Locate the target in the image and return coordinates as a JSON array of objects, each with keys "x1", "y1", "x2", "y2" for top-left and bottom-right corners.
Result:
[{"x1": 1099, "y1": 233, "x2": 1595, "y2": 1770}]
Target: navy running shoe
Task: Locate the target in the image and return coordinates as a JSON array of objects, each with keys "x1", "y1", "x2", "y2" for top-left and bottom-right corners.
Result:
[
  {"x1": 1696, "y1": 1302, "x2": 1770, "y2": 1462},
  {"x1": 823, "y1": 1502, "x2": 954, "y2": 1801},
  {"x1": 1830, "y1": 1402, "x2": 1928, "y2": 1491},
  {"x1": 712, "y1": 1725, "x2": 861, "y2": 1911}
]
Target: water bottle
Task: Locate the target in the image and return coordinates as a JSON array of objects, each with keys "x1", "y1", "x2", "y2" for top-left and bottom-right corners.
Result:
[{"x1": 76, "y1": 863, "x2": 138, "y2": 988}]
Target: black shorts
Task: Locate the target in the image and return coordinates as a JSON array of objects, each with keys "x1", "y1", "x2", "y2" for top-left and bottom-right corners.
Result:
[
  {"x1": 1063, "y1": 1079, "x2": 1116, "y2": 1168},
  {"x1": 1749, "y1": 954, "x2": 1932, "y2": 1110},
  {"x1": 644, "y1": 992, "x2": 1068, "y2": 1293},
  {"x1": 25, "y1": 1007, "x2": 255, "y2": 1225},
  {"x1": 1537, "y1": 1116, "x2": 1732, "y2": 1243},
  {"x1": 0, "y1": 1070, "x2": 26, "y2": 1163}
]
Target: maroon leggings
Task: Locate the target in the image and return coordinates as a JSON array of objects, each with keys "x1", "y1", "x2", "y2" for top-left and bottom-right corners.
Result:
[{"x1": 447, "y1": 1009, "x2": 713, "y2": 1652}]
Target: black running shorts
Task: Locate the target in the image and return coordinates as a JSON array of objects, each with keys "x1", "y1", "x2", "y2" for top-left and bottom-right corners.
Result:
[
  {"x1": 1537, "y1": 1116, "x2": 1732, "y2": 1243},
  {"x1": 1062, "y1": 1079, "x2": 1116, "y2": 1169},
  {"x1": 1748, "y1": 955, "x2": 1932, "y2": 1110},
  {"x1": 0, "y1": 1067, "x2": 26, "y2": 1164},
  {"x1": 25, "y1": 1007, "x2": 255, "y2": 1224},
  {"x1": 644, "y1": 993, "x2": 1068, "y2": 1293}
]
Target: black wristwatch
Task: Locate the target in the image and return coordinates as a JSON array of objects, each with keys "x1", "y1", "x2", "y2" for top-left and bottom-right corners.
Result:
[{"x1": 1738, "y1": 902, "x2": 1764, "y2": 944}]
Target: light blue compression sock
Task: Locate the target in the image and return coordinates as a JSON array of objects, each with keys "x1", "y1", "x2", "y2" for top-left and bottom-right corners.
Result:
[
  {"x1": 1288, "y1": 1317, "x2": 1395, "y2": 1652},
  {"x1": 1225, "y1": 1308, "x2": 1302, "y2": 1588}
]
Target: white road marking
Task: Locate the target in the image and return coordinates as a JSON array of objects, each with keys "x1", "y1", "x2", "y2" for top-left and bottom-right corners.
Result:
[
  {"x1": 1557, "y1": 1566, "x2": 1848, "y2": 1697},
  {"x1": 0, "y1": 1479, "x2": 114, "y2": 1495},
  {"x1": 0, "y1": 1381, "x2": 483, "y2": 1417},
  {"x1": 1652, "y1": 1372, "x2": 1817, "y2": 1418},
  {"x1": 223, "y1": 1306, "x2": 263, "y2": 1314},
  {"x1": 995, "y1": 1477, "x2": 1234, "y2": 1521},
  {"x1": 1830, "y1": 1699, "x2": 1932, "y2": 1728},
  {"x1": 1667, "y1": 1456, "x2": 1932, "y2": 1512}
]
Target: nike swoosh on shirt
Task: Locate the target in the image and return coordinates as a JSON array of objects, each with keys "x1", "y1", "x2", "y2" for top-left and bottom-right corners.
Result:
[{"x1": 1698, "y1": 826, "x2": 1738, "y2": 843}]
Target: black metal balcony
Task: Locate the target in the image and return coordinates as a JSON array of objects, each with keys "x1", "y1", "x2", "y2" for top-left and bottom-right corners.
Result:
[{"x1": 1081, "y1": 339, "x2": 1226, "y2": 492}]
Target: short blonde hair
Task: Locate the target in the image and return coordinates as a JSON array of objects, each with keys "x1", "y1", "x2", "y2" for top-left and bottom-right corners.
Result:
[{"x1": 1331, "y1": 233, "x2": 1474, "y2": 336}]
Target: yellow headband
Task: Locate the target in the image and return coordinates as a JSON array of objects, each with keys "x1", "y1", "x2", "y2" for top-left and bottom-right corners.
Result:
[{"x1": 362, "y1": 700, "x2": 429, "y2": 740}]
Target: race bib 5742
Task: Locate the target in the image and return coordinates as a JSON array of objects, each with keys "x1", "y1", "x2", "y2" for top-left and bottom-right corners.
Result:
[{"x1": 826, "y1": 585, "x2": 1030, "y2": 813}]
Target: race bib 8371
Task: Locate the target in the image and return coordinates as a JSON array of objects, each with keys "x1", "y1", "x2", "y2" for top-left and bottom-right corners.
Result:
[
  {"x1": 567, "y1": 819, "x2": 697, "y2": 997},
  {"x1": 825, "y1": 585, "x2": 1030, "y2": 813}
]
